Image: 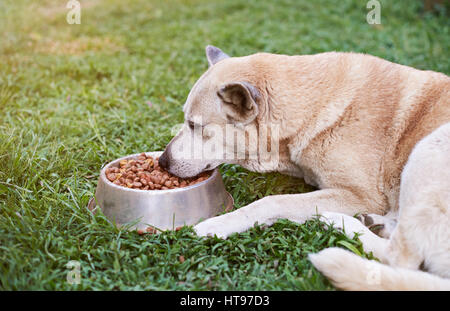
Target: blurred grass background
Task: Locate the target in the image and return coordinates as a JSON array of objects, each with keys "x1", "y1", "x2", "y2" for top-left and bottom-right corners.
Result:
[{"x1": 0, "y1": 0, "x2": 448, "y2": 290}]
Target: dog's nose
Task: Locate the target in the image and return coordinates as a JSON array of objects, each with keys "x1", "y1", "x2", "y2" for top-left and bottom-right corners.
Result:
[{"x1": 158, "y1": 151, "x2": 170, "y2": 170}]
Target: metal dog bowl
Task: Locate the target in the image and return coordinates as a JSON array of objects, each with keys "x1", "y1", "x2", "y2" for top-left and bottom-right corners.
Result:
[{"x1": 87, "y1": 151, "x2": 233, "y2": 231}]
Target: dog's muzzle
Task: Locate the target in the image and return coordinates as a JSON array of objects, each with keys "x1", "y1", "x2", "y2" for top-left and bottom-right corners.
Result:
[{"x1": 158, "y1": 151, "x2": 170, "y2": 170}]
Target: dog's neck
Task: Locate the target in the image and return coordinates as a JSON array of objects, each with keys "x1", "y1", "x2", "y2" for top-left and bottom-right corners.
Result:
[{"x1": 249, "y1": 53, "x2": 356, "y2": 168}]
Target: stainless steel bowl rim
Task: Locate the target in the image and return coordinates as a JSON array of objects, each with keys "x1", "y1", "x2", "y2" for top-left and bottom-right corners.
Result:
[{"x1": 101, "y1": 151, "x2": 217, "y2": 194}]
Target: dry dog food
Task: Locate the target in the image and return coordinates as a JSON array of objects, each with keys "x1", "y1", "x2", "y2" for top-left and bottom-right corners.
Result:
[{"x1": 105, "y1": 153, "x2": 210, "y2": 190}]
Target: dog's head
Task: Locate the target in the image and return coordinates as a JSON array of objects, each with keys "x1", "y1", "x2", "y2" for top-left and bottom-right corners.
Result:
[{"x1": 159, "y1": 46, "x2": 281, "y2": 178}]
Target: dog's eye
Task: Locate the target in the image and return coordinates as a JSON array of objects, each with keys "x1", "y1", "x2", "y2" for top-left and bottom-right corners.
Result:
[{"x1": 188, "y1": 121, "x2": 195, "y2": 130}]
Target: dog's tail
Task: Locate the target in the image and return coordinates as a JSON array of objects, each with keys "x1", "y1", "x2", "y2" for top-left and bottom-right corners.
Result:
[{"x1": 309, "y1": 247, "x2": 450, "y2": 291}]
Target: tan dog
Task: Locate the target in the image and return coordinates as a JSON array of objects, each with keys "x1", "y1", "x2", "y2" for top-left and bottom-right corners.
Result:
[{"x1": 159, "y1": 46, "x2": 450, "y2": 289}]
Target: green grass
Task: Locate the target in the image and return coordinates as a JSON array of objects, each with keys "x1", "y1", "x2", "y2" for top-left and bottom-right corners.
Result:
[{"x1": 0, "y1": 0, "x2": 448, "y2": 290}]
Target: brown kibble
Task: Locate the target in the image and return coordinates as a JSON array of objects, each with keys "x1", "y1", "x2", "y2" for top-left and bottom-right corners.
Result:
[
  {"x1": 106, "y1": 173, "x2": 116, "y2": 181},
  {"x1": 106, "y1": 154, "x2": 210, "y2": 191},
  {"x1": 146, "y1": 226, "x2": 157, "y2": 234}
]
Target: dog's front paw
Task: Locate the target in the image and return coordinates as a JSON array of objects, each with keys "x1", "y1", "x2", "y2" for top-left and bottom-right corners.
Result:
[
  {"x1": 193, "y1": 216, "x2": 232, "y2": 239},
  {"x1": 194, "y1": 212, "x2": 249, "y2": 239}
]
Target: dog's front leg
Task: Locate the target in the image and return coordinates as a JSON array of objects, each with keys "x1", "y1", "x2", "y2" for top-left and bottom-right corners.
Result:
[{"x1": 194, "y1": 189, "x2": 367, "y2": 238}]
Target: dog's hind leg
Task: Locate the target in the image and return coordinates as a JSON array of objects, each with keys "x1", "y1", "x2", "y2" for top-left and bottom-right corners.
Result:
[
  {"x1": 387, "y1": 122, "x2": 450, "y2": 276},
  {"x1": 310, "y1": 123, "x2": 450, "y2": 290},
  {"x1": 194, "y1": 188, "x2": 371, "y2": 239}
]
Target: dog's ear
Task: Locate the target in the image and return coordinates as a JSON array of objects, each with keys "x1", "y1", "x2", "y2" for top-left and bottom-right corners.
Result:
[
  {"x1": 206, "y1": 45, "x2": 230, "y2": 66},
  {"x1": 217, "y1": 82, "x2": 259, "y2": 125}
]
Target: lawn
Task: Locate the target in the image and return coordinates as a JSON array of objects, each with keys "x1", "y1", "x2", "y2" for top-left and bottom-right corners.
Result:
[{"x1": 0, "y1": 0, "x2": 448, "y2": 290}]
